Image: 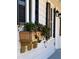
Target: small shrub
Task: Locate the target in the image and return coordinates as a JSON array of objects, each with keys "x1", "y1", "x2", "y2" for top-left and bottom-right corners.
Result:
[{"x1": 24, "y1": 23, "x2": 36, "y2": 31}]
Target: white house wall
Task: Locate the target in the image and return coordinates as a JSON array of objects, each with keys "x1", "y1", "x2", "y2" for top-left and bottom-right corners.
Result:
[
  {"x1": 26, "y1": 0, "x2": 29, "y2": 23},
  {"x1": 39, "y1": 0, "x2": 46, "y2": 25},
  {"x1": 32, "y1": 0, "x2": 35, "y2": 23},
  {"x1": 55, "y1": 17, "x2": 61, "y2": 49},
  {"x1": 52, "y1": 8, "x2": 54, "y2": 38}
]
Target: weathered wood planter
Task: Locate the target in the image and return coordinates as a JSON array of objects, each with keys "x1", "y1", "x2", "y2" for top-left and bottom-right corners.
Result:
[
  {"x1": 32, "y1": 41, "x2": 37, "y2": 48},
  {"x1": 20, "y1": 46, "x2": 26, "y2": 53},
  {"x1": 19, "y1": 31, "x2": 42, "y2": 53}
]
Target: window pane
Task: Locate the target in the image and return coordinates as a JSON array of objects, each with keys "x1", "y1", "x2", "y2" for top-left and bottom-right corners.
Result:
[
  {"x1": 17, "y1": 5, "x2": 25, "y2": 24},
  {"x1": 35, "y1": 0, "x2": 39, "y2": 25},
  {"x1": 20, "y1": 0, "x2": 25, "y2": 2}
]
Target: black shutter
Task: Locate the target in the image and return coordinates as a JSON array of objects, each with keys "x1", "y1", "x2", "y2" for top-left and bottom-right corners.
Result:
[
  {"x1": 20, "y1": 0, "x2": 25, "y2": 2},
  {"x1": 59, "y1": 13, "x2": 61, "y2": 36},
  {"x1": 50, "y1": 8, "x2": 52, "y2": 36},
  {"x1": 53, "y1": 8, "x2": 56, "y2": 38},
  {"x1": 60, "y1": 19, "x2": 61, "y2": 36}
]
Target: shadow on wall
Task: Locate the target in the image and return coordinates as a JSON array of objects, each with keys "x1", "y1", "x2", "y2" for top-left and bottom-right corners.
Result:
[{"x1": 48, "y1": 49, "x2": 61, "y2": 59}]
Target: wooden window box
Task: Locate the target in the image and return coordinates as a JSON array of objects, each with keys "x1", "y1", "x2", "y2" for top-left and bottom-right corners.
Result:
[{"x1": 19, "y1": 31, "x2": 42, "y2": 53}]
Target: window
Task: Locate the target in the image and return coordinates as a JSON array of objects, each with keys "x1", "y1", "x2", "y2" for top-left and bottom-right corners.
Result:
[
  {"x1": 46, "y1": 2, "x2": 51, "y2": 27},
  {"x1": 46, "y1": 2, "x2": 51, "y2": 37},
  {"x1": 35, "y1": 0, "x2": 39, "y2": 25},
  {"x1": 46, "y1": 2, "x2": 53, "y2": 40},
  {"x1": 29, "y1": 0, "x2": 32, "y2": 23},
  {"x1": 20, "y1": 0, "x2": 25, "y2": 2},
  {"x1": 17, "y1": 5, "x2": 25, "y2": 24}
]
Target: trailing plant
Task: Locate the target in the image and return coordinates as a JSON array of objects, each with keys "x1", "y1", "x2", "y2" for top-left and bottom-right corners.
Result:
[
  {"x1": 41, "y1": 26, "x2": 50, "y2": 40},
  {"x1": 37, "y1": 24, "x2": 50, "y2": 38},
  {"x1": 37, "y1": 24, "x2": 44, "y2": 31}
]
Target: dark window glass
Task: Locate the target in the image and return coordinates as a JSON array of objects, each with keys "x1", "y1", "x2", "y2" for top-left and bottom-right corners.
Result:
[
  {"x1": 46, "y1": 2, "x2": 51, "y2": 28},
  {"x1": 17, "y1": 5, "x2": 25, "y2": 24},
  {"x1": 35, "y1": 0, "x2": 39, "y2": 25},
  {"x1": 29, "y1": 0, "x2": 32, "y2": 23},
  {"x1": 20, "y1": 0, "x2": 25, "y2": 2},
  {"x1": 46, "y1": 2, "x2": 52, "y2": 39}
]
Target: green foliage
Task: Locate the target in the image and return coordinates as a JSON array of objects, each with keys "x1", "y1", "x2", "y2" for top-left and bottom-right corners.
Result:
[
  {"x1": 24, "y1": 23, "x2": 36, "y2": 31},
  {"x1": 41, "y1": 26, "x2": 50, "y2": 37},
  {"x1": 37, "y1": 24, "x2": 44, "y2": 31},
  {"x1": 24, "y1": 23, "x2": 50, "y2": 39}
]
